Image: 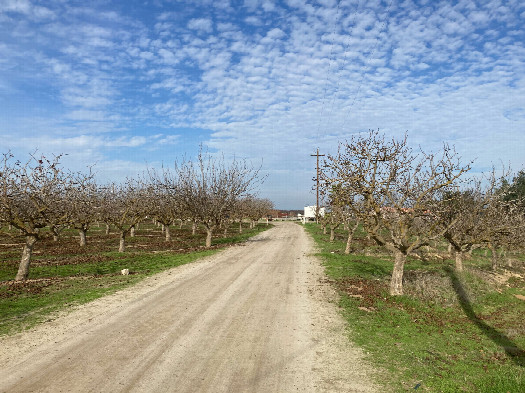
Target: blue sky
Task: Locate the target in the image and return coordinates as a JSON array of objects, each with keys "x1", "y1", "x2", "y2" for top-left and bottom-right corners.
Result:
[{"x1": 1, "y1": 0, "x2": 524, "y2": 209}]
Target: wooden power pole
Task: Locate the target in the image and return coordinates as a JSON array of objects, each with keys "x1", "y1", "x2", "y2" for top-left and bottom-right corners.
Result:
[{"x1": 311, "y1": 148, "x2": 325, "y2": 223}]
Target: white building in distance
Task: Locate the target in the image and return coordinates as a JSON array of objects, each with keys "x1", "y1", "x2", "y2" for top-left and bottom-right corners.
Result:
[{"x1": 300, "y1": 205, "x2": 325, "y2": 223}]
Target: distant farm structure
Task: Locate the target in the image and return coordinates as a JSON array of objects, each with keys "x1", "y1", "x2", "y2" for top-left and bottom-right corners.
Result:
[{"x1": 299, "y1": 205, "x2": 325, "y2": 223}]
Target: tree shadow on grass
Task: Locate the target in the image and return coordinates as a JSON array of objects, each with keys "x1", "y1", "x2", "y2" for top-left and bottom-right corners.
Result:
[{"x1": 445, "y1": 267, "x2": 525, "y2": 367}]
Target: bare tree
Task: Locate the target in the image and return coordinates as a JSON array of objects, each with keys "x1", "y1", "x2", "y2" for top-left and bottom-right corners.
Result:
[
  {"x1": 241, "y1": 196, "x2": 274, "y2": 229},
  {"x1": 0, "y1": 152, "x2": 71, "y2": 280},
  {"x1": 147, "y1": 168, "x2": 184, "y2": 242},
  {"x1": 176, "y1": 150, "x2": 262, "y2": 248},
  {"x1": 322, "y1": 131, "x2": 470, "y2": 295},
  {"x1": 440, "y1": 171, "x2": 525, "y2": 271},
  {"x1": 98, "y1": 180, "x2": 146, "y2": 252},
  {"x1": 66, "y1": 171, "x2": 98, "y2": 247}
]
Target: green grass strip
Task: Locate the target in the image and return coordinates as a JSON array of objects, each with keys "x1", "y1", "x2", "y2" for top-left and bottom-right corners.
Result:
[
  {"x1": 303, "y1": 223, "x2": 525, "y2": 393},
  {"x1": 0, "y1": 224, "x2": 271, "y2": 336}
]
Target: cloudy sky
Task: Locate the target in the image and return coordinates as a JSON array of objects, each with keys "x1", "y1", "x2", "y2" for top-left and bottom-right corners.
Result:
[{"x1": 1, "y1": 0, "x2": 524, "y2": 209}]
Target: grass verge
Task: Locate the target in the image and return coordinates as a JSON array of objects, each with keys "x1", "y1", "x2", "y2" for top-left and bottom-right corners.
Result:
[
  {"x1": 303, "y1": 223, "x2": 525, "y2": 392},
  {"x1": 0, "y1": 223, "x2": 272, "y2": 336}
]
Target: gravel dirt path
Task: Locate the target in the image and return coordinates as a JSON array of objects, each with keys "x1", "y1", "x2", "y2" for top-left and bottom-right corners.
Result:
[{"x1": 0, "y1": 222, "x2": 379, "y2": 392}]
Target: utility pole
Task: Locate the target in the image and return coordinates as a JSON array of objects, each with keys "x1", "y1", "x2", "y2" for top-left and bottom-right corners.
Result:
[{"x1": 311, "y1": 148, "x2": 325, "y2": 223}]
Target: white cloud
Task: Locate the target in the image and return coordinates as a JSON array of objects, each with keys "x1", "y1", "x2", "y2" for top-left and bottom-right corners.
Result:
[
  {"x1": 187, "y1": 18, "x2": 213, "y2": 34},
  {"x1": 0, "y1": 0, "x2": 524, "y2": 208}
]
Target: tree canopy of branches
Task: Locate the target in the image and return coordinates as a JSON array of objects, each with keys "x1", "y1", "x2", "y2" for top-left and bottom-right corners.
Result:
[
  {"x1": 66, "y1": 170, "x2": 97, "y2": 246},
  {"x1": 98, "y1": 180, "x2": 147, "y2": 252},
  {"x1": 501, "y1": 169, "x2": 525, "y2": 209},
  {"x1": 175, "y1": 150, "x2": 262, "y2": 248},
  {"x1": 237, "y1": 196, "x2": 274, "y2": 231},
  {"x1": 322, "y1": 130, "x2": 470, "y2": 295},
  {"x1": 0, "y1": 152, "x2": 73, "y2": 280},
  {"x1": 147, "y1": 168, "x2": 185, "y2": 242},
  {"x1": 440, "y1": 171, "x2": 525, "y2": 272},
  {"x1": 1, "y1": 149, "x2": 268, "y2": 279}
]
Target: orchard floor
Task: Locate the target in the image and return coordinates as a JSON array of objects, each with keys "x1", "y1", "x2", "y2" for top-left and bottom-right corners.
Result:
[{"x1": 0, "y1": 222, "x2": 380, "y2": 392}]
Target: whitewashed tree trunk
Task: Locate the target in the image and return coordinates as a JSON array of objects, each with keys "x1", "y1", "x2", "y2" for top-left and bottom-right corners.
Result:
[
  {"x1": 79, "y1": 228, "x2": 87, "y2": 247},
  {"x1": 165, "y1": 225, "x2": 171, "y2": 242},
  {"x1": 390, "y1": 250, "x2": 406, "y2": 296},
  {"x1": 130, "y1": 225, "x2": 135, "y2": 237},
  {"x1": 206, "y1": 228, "x2": 213, "y2": 248},
  {"x1": 192, "y1": 221, "x2": 197, "y2": 235},
  {"x1": 455, "y1": 250, "x2": 464, "y2": 272},
  {"x1": 119, "y1": 231, "x2": 126, "y2": 253},
  {"x1": 51, "y1": 225, "x2": 59, "y2": 242},
  {"x1": 15, "y1": 235, "x2": 38, "y2": 281},
  {"x1": 489, "y1": 243, "x2": 498, "y2": 270},
  {"x1": 105, "y1": 224, "x2": 110, "y2": 235},
  {"x1": 344, "y1": 221, "x2": 360, "y2": 255}
]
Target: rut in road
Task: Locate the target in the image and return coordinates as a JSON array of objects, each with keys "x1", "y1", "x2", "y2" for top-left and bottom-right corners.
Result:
[{"x1": 0, "y1": 222, "x2": 379, "y2": 392}]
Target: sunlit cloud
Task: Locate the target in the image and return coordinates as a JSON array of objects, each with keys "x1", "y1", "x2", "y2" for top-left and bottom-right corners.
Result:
[{"x1": 0, "y1": 0, "x2": 524, "y2": 208}]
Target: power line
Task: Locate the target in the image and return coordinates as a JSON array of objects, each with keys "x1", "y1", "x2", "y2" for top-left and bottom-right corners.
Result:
[{"x1": 311, "y1": 148, "x2": 325, "y2": 223}]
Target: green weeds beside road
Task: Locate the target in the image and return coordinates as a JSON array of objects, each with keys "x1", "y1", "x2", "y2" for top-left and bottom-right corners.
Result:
[
  {"x1": 0, "y1": 222, "x2": 271, "y2": 336},
  {"x1": 304, "y1": 223, "x2": 525, "y2": 392}
]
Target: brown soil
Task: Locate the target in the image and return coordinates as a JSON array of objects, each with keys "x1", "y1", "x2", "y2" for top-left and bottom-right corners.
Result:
[{"x1": 0, "y1": 222, "x2": 379, "y2": 392}]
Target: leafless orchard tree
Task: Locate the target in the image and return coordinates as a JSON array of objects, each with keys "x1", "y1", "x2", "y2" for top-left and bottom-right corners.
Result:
[
  {"x1": 98, "y1": 180, "x2": 147, "y2": 252},
  {"x1": 440, "y1": 170, "x2": 525, "y2": 271},
  {"x1": 176, "y1": 150, "x2": 262, "y2": 248},
  {"x1": 321, "y1": 184, "x2": 349, "y2": 243},
  {"x1": 239, "y1": 196, "x2": 274, "y2": 230},
  {"x1": 328, "y1": 186, "x2": 361, "y2": 255},
  {"x1": 147, "y1": 168, "x2": 185, "y2": 242},
  {"x1": 0, "y1": 152, "x2": 72, "y2": 280},
  {"x1": 66, "y1": 171, "x2": 98, "y2": 247},
  {"x1": 322, "y1": 130, "x2": 470, "y2": 295}
]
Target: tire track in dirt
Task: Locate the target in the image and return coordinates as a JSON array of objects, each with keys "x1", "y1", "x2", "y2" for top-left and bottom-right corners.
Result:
[{"x1": 0, "y1": 222, "x2": 379, "y2": 392}]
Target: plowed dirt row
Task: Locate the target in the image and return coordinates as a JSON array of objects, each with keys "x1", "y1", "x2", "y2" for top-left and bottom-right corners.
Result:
[{"x1": 0, "y1": 222, "x2": 378, "y2": 392}]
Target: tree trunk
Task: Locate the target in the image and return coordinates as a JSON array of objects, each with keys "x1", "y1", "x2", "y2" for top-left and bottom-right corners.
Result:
[
  {"x1": 161, "y1": 224, "x2": 165, "y2": 233},
  {"x1": 130, "y1": 225, "x2": 135, "y2": 238},
  {"x1": 51, "y1": 225, "x2": 59, "y2": 242},
  {"x1": 179, "y1": 220, "x2": 183, "y2": 229},
  {"x1": 119, "y1": 231, "x2": 126, "y2": 253},
  {"x1": 205, "y1": 228, "x2": 213, "y2": 248},
  {"x1": 165, "y1": 225, "x2": 171, "y2": 242},
  {"x1": 239, "y1": 221, "x2": 243, "y2": 234},
  {"x1": 390, "y1": 250, "x2": 406, "y2": 296},
  {"x1": 489, "y1": 243, "x2": 498, "y2": 270},
  {"x1": 192, "y1": 221, "x2": 197, "y2": 235},
  {"x1": 455, "y1": 250, "x2": 464, "y2": 272},
  {"x1": 344, "y1": 221, "x2": 359, "y2": 255},
  {"x1": 15, "y1": 235, "x2": 38, "y2": 281},
  {"x1": 105, "y1": 223, "x2": 110, "y2": 235},
  {"x1": 79, "y1": 228, "x2": 87, "y2": 247}
]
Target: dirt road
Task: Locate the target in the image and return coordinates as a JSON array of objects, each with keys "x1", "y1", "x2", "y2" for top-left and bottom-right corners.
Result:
[{"x1": 0, "y1": 222, "x2": 378, "y2": 392}]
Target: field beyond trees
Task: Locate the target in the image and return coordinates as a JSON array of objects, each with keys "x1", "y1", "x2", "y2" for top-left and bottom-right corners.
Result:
[
  {"x1": 0, "y1": 220, "x2": 270, "y2": 336},
  {"x1": 304, "y1": 222, "x2": 525, "y2": 392}
]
